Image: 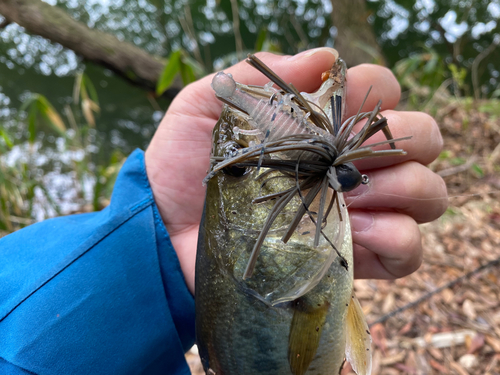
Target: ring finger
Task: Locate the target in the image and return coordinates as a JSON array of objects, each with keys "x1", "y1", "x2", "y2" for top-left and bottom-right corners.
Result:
[
  {"x1": 350, "y1": 211, "x2": 423, "y2": 279},
  {"x1": 346, "y1": 161, "x2": 448, "y2": 223}
]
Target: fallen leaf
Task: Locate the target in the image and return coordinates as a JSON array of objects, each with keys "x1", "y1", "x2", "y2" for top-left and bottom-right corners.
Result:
[
  {"x1": 485, "y1": 335, "x2": 500, "y2": 352},
  {"x1": 466, "y1": 333, "x2": 485, "y2": 354},
  {"x1": 427, "y1": 347, "x2": 444, "y2": 361},
  {"x1": 370, "y1": 323, "x2": 387, "y2": 354},
  {"x1": 459, "y1": 353, "x2": 478, "y2": 369},
  {"x1": 398, "y1": 320, "x2": 414, "y2": 335},
  {"x1": 371, "y1": 349, "x2": 381, "y2": 375},
  {"x1": 380, "y1": 351, "x2": 406, "y2": 366},
  {"x1": 430, "y1": 359, "x2": 449, "y2": 373},
  {"x1": 450, "y1": 361, "x2": 469, "y2": 375},
  {"x1": 382, "y1": 292, "x2": 396, "y2": 314},
  {"x1": 463, "y1": 299, "x2": 477, "y2": 320},
  {"x1": 394, "y1": 363, "x2": 416, "y2": 374}
]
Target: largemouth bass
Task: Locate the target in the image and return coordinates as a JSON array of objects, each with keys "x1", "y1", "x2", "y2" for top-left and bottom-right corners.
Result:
[{"x1": 196, "y1": 55, "x2": 407, "y2": 375}]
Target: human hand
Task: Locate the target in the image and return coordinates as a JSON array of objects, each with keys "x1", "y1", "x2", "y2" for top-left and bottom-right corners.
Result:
[{"x1": 145, "y1": 48, "x2": 448, "y2": 294}]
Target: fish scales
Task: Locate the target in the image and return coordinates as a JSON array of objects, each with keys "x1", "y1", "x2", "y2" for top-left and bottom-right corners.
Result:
[{"x1": 196, "y1": 55, "x2": 401, "y2": 375}]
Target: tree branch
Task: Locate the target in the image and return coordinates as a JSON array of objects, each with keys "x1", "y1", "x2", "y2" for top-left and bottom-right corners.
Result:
[
  {"x1": 0, "y1": 0, "x2": 179, "y2": 96},
  {"x1": 0, "y1": 18, "x2": 11, "y2": 28}
]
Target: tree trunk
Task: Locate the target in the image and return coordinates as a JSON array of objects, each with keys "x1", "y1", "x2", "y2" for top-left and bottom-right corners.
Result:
[
  {"x1": 329, "y1": 0, "x2": 384, "y2": 67},
  {"x1": 0, "y1": 0, "x2": 178, "y2": 94}
]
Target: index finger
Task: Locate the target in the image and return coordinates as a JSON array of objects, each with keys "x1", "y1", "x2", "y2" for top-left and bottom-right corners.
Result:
[
  {"x1": 345, "y1": 65, "x2": 443, "y2": 169},
  {"x1": 170, "y1": 48, "x2": 340, "y2": 125},
  {"x1": 345, "y1": 64, "x2": 401, "y2": 117}
]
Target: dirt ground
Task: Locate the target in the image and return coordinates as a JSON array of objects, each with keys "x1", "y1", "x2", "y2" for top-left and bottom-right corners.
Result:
[{"x1": 187, "y1": 99, "x2": 500, "y2": 375}]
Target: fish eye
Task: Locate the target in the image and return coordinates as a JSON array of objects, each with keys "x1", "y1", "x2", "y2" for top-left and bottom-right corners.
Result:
[
  {"x1": 222, "y1": 165, "x2": 247, "y2": 177},
  {"x1": 222, "y1": 141, "x2": 248, "y2": 178},
  {"x1": 335, "y1": 162, "x2": 362, "y2": 192}
]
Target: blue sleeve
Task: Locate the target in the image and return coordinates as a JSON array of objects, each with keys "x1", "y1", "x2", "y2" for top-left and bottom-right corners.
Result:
[{"x1": 0, "y1": 149, "x2": 195, "y2": 375}]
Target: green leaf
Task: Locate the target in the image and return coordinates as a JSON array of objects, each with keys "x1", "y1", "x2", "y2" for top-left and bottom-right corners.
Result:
[
  {"x1": 22, "y1": 94, "x2": 66, "y2": 143},
  {"x1": 35, "y1": 95, "x2": 66, "y2": 134},
  {"x1": 73, "y1": 73, "x2": 83, "y2": 104},
  {"x1": 0, "y1": 129, "x2": 13, "y2": 149},
  {"x1": 179, "y1": 59, "x2": 197, "y2": 85},
  {"x1": 82, "y1": 73, "x2": 99, "y2": 105},
  {"x1": 450, "y1": 157, "x2": 466, "y2": 165},
  {"x1": 445, "y1": 207, "x2": 460, "y2": 216},
  {"x1": 478, "y1": 100, "x2": 500, "y2": 116},
  {"x1": 156, "y1": 49, "x2": 182, "y2": 96},
  {"x1": 72, "y1": 73, "x2": 100, "y2": 127},
  {"x1": 472, "y1": 163, "x2": 484, "y2": 177},
  {"x1": 254, "y1": 28, "x2": 267, "y2": 52},
  {"x1": 438, "y1": 150, "x2": 452, "y2": 159},
  {"x1": 27, "y1": 101, "x2": 37, "y2": 144},
  {"x1": 182, "y1": 55, "x2": 206, "y2": 79},
  {"x1": 37, "y1": 184, "x2": 62, "y2": 216},
  {"x1": 424, "y1": 53, "x2": 438, "y2": 74},
  {"x1": 82, "y1": 98, "x2": 98, "y2": 127}
]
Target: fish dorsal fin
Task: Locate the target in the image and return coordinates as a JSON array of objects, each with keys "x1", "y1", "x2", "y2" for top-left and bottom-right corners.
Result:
[
  {"x1": 288, "y1": 299, "x2": 329, "y2": 375},
  {"x1": 345, "y1": 293, "x2": 372, "y2": 375}
]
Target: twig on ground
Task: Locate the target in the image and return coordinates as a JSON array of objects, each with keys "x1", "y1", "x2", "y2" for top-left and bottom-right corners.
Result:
[
  {"x1": 437, "y1": 156, "x2": 478, "y2": 177},
  {"x1": 369, "y1": 256, "x2": 500, "y2": 327}
]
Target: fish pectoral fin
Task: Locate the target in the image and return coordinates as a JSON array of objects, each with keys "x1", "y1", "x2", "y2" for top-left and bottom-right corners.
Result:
[
  {"x1": 288, "y1": 299, "x2": 329, "y2": 375},
  {"x1": 345, "y1": 294, "x2": 372, "y2": 375}
]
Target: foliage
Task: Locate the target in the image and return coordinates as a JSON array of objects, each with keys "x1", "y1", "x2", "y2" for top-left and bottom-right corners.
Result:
[
  {"x1": 395, "y1": 48, "x2": 447, "y2": 86},
  {"x1": 368, "y1": 0, "x2": 500, "y2": 98},
  {"x1": 393, "y1": 46, "x2": 459, "y2": 110},
  {"x1": 156, "y1": 49, "x2": 204, "y2": 95},
  {"x1": 21, "y1": 94, "x2": 66, "y2": 142},
  {"x1": 0, "y1": 75, "x2": 124, "y2": 235}
]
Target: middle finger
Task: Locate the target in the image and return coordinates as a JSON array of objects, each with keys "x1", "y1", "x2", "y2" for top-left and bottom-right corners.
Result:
[
  {"x1": 352, "y1": 110, "x2": 444, "y2": 170},
  {"x1": 346, "y1": 161, "x2": 448, "y2": 223}
]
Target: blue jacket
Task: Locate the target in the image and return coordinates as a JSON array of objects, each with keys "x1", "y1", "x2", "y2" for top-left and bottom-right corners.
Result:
[{"x1": 0, "y1": 150, "x2": 195, "y2": 374}]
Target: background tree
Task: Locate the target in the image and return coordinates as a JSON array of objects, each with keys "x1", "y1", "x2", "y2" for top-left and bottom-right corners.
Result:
[{"x1": 330, "y1": 0, "x2": 385, "y2": 66}]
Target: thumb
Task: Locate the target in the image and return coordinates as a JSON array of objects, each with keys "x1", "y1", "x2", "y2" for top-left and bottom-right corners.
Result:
[{"x1": 169, "y1": 48, "x2": 340, "y2": 123}]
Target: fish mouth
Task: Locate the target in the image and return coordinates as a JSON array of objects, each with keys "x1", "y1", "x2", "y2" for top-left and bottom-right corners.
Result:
[{"x1": 215, "y1": 190, "x2": 349, "y2": 307}]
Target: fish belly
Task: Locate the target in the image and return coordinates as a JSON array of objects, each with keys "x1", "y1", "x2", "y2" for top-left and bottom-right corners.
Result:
[{"x1": 196, "y1": 195, "x2": 353, "y2": 375}]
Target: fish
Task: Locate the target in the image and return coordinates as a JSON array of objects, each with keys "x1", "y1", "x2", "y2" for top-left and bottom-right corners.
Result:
[{"x1": 195, "y1": 54, "x2": 408, "y2": 375}]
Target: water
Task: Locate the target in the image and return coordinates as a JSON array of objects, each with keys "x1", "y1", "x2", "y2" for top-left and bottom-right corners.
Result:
[{"x1": 0, "y1": 41, "x2": 170, "y2": 221}]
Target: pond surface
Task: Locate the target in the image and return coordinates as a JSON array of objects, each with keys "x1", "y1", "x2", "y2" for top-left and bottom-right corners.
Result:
[
  {"x1": 0, "y1": 25, "x2": 170, "y2": 221},
  {"x1": 0, "y1": 54, "x2": 166, "y2": 163}
]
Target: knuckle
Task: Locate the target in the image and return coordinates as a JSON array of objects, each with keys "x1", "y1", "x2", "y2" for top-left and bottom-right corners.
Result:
[
  {"x1": 397, "y1": 222, "x2": 423, "y2": 276},
  {"x1": 435, "y1": 174, "x2": 449, "y2": 216},
  {"x1": 400, "y1": 161, "x2": 424, "y2": 197},
  {"x1": 252, "y1": 51, "x2": 273, "y2": 61},
  {"x1": 401, "y1": 162, "x2": 449, "y2": 222},
  {"x1": 420, "y1": 112, "x2": 444, "y2": 157}
]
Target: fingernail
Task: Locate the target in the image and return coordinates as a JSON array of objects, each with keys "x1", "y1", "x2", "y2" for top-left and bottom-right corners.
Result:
[
  {"x1": 287, "y1": 47, "x2": 339, "y2": 61},
  {"x1": 350, "y1": 212, "x2": 374, "y2": 232}
]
